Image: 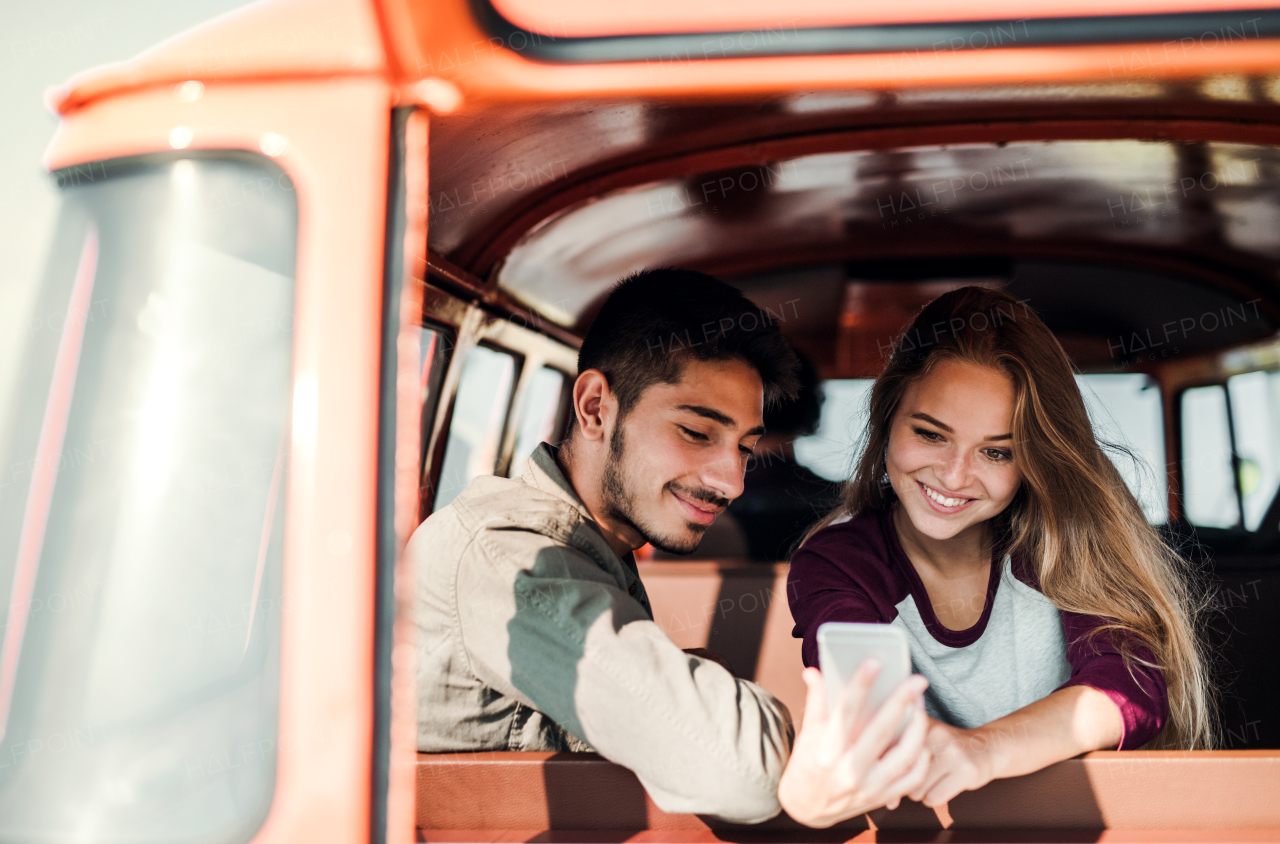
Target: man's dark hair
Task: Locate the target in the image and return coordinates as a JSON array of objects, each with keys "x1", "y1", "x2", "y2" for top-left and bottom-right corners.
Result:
[
  {"x1": 763, "y1": 348, "x2": 823, "y2": 438},
  {"x1": 576, "y1": 268, "x2": 801, "y2": 419}
]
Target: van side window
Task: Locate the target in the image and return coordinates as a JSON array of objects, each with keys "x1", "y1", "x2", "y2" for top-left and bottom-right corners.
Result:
[
  {"x1": 433, "y1": 345, "x2": 517, "y2": 511},
  {"x1": 511, "y1": 367, "x2": 567, "y2": 476},
  {"x1": 417, "y1": 326, "x2": 453, "y2": 468},
  {"x1": 793, "y1": 378, "x2": 874, "y2": 482},
  {"x1": 1076, "y1": 374, "x2": 1167, "y2": 524},
  {"x1": 1226, "y1": 370, "x2": 1280, "y2": 531},
  {"x1": 1181, "y1": 385, "x2": 1239, "y2": 528}
]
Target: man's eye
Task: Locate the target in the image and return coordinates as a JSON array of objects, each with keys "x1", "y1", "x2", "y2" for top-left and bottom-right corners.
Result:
[
  {"x1": 679, "y1": 425, "x2": 709, "y2": 441},
  {"x1": 739, "y1": 445, "x2": 755, "y2": 456}
]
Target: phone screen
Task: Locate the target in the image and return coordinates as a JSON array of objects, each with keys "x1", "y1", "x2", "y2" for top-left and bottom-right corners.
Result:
[{"x1": 816, "y1": 622, "x2": 913, "y2": 737}]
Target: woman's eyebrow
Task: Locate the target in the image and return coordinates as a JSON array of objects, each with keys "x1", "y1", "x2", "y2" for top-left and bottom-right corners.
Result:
[
  {"x1": 911, "y1": 412, "x2": 952, "y2": 432},
  {"x1": 912, "y1": 412, "x2": 1011, "y2": 441}
]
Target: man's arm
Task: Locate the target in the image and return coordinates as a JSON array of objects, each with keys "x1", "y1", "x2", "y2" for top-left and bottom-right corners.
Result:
[{"x1": 454, "y1": 529, "x2": 792, "y2": 824}]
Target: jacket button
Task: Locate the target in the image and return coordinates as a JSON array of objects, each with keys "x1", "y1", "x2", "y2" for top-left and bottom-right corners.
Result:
[{"x1": 628, "y1": 582, "x2": 637, "y2": 595}]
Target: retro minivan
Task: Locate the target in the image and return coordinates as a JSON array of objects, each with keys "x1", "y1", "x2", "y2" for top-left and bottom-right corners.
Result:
[{"x1": 2, "y1": 0, "x2": 1279, "y2": 841}]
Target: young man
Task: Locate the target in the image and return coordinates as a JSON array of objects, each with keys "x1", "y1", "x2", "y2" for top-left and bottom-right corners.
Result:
[{"x1": 410, "y1": 269, "x2": 802, "y2": 822}]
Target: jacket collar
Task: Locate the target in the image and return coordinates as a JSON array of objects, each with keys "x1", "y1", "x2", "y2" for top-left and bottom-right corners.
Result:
[{"x1": 520, "y1": 442, "x2": 596, "y2": 523}]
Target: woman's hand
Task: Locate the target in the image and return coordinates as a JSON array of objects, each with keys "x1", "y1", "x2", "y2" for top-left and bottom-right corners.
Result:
[
  {"x1": 908, "y1": 719, "x2": 998, "y2": 807},
  {"x1": 778, "y1": 661, "x2": 932, "y2": 829}
]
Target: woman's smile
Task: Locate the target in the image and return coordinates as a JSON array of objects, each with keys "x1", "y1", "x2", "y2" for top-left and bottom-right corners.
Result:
[{"x1": 916, "y1": 480, "x2": 976, "y2": 514}]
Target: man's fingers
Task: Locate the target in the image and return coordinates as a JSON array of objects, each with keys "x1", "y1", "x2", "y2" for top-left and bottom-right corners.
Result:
[
  {"x1": 835, "y1": 659, "x2": 880, "y2": 726},
  {"x1": 859, "y1": 702, "x2": 929, "y2": 794},
  {"x1": 798, "y1": 666, "x2": 827, "y2": 727},
  {"x1": 849, "y1": 675, "x2": 927, "y2": 772}
]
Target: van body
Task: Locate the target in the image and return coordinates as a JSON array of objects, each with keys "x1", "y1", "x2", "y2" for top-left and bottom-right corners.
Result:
[{"x1": 2, "y1": 0, "x2": 1279, "y2": 840}]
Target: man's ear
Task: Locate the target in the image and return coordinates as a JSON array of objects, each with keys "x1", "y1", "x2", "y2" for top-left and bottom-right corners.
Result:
[{"x1": 572, "y1": 369, "x2": 615, "y2": 444}]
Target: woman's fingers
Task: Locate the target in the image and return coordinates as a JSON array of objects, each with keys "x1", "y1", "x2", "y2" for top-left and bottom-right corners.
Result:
[
  {"x1": 911, "y1": 750, "x2": 952, "y2": 803},
  {"x1": 923, "y1": 769, "x2": 969, "y2": 808},
  {"x1": 880, "y1": 743, "x2": 933, "y2": 812}
]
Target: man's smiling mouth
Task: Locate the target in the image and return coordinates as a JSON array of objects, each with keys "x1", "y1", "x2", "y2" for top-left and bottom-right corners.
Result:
[{"x1": 669, "y1": 488, "x2": 725, "y2": 526}]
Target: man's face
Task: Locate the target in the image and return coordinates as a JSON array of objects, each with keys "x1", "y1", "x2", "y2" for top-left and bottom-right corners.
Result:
[{"x1": 601, "y1": 358, "x2": 765, "y2": 554}]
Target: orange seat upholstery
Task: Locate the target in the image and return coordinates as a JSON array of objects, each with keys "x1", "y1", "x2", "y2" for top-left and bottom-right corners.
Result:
[{"x1": 638, "y1": 560, "x2": 807, "y2": 723}]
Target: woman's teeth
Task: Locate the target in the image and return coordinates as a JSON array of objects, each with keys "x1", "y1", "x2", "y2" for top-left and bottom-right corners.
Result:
[{"x1": 924, "y1": 485, "x2": 967, "y2": 507}]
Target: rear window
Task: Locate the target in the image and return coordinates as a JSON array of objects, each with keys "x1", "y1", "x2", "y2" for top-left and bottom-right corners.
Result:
[{"x1": 1182, "y1": 370, "x2": 1280, "y2": 531}]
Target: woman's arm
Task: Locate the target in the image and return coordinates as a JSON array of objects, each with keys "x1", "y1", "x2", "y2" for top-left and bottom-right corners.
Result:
[{"x1": 908, "y1": 684, "x2": 1124, "y2": 807}]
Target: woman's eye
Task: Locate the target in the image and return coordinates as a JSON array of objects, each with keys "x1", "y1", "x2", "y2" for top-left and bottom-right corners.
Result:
[
  {"x1": 914, "y1": 427, "x2": 944, "y2": 442},
  {"x1": 985, "y1": 449, "x2": 1012, "y2": 462}
]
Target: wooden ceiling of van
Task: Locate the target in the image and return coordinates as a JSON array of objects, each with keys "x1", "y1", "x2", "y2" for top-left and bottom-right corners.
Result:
[{"x1": 426, "y1": 84, "x2": 1280, "y2": 373}]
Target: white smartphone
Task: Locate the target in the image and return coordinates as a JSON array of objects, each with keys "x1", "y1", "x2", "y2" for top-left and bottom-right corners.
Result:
[{"x1": 816, "y1": 622, "x2": 913, "y2": 738}]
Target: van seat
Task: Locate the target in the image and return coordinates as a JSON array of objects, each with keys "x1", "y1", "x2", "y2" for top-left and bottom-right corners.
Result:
[{"x1": 638, "y1": 560, "x2": 806, "y2": 723}]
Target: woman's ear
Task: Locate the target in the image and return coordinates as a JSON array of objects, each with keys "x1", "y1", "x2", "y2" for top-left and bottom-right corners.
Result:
[{"x1": 571, "y1": 369, "x2": 615, "y2": 444}]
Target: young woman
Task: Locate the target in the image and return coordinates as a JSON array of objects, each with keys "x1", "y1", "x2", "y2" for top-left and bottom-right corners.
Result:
[{"x1": 777, "y1": 286, "x2": 1215, "y2": 826}]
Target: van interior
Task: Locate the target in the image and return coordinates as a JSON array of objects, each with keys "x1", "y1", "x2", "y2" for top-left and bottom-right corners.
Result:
[{"x1": 413, "y1": 43, "x2": 1280, "y2": 840}]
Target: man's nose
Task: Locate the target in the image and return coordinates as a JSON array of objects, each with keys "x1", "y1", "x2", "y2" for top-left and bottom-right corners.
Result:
[{"x1": 701, "y1": 447, "x2": 746, "y2": 502}]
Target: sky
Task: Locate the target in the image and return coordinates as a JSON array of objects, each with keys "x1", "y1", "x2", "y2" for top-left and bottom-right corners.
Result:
[{"x1": 0, "y1": 0, "x2": 255, "y2": 404}]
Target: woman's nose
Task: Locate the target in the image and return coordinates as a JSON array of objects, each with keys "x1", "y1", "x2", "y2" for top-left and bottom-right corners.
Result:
[{"x1": 934, "y1": 450, "x2": 971, "y2": 489}]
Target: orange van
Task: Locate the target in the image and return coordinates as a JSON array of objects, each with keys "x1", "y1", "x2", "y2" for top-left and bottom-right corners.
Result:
[{"x1": 3, "y1": 0, "x2": 1280, "y2": 841}]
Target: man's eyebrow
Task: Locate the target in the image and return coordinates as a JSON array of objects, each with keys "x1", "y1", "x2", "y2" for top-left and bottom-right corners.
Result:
[
  {"x1": 911, "y1": 412, "x2": 1011, "y2": 441},
  {"x1": 676, "y1": 404, "x2": 765, "y2": 437}
]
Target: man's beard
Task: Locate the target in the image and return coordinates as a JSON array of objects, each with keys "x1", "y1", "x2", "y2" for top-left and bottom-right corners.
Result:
[{"x1": 601, "y1": 422, "x2": 726, "y2": 555}]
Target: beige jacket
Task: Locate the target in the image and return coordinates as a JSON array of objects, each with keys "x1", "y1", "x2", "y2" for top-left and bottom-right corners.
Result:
[{"x1": 410, "y1": 444, "x2": 793, "y2": 823}]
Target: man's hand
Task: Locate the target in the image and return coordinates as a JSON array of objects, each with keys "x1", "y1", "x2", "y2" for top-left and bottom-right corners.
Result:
[
  {"x1": 779, "y1": 662, "x2": 932, "y2": 829},
  {"x1": 908, "y1": 718, "x2": 998, "y2": 807}
]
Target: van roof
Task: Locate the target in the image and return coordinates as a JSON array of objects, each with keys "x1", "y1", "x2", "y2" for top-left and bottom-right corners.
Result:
[{"x1": 47, "y1": 0, "x2": 1280, "y2": 372}]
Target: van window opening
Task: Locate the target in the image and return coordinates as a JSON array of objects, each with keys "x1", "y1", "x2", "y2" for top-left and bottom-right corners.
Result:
[{"x1": 433, "y1": 345, "x2": 518, "y2": 511}]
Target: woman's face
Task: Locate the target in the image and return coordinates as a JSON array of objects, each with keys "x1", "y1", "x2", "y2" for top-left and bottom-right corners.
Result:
[{"x1": 886, "y1": 359, "x2": 1023, "y2": 542}]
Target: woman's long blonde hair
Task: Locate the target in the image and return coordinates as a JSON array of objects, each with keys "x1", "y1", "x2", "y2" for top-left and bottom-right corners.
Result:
[{"x1": 808, "y1": 286, "x2": 1216, "y2": 749}]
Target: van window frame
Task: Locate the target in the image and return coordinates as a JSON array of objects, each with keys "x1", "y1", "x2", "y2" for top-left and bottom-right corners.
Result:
[{"x1": 418, "y1": 280, "x2": 578, "y2": 516}]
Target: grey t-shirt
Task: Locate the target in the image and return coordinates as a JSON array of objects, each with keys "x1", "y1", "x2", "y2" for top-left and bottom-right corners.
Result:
[{"x1": 893, "y1": 554, "x2": 1070, "y2": 727}]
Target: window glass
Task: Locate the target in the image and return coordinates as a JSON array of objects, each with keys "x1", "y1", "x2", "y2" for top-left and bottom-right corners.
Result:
[
  {"x1": 433, "y1": 345, "x2": 516, "y2": 511},
  {"x1": 417, "y1": 327, "x2": 453, "y2": 467},
  {"x1": 797, "y1": 376, "x2": 1168, "y2": 523},
  {"x1": 793, "y1": 379, "x2": 873, "y2": 482},
  {"x1": 511, "y1": 367, "x2": 566, "y2": 475},
  {"x1": 1075, "y1": 374, "x2": 1167, "y2": 524},
  {"x1": 0, "y1": 155, "x2": 294, "y2": 842},
  {"x1": 1182, "y1": 385, "x2": 1240, "y2": 528},
  {"x1": 1227, "y1": 370, "x2": 1280, "y2": 531}
]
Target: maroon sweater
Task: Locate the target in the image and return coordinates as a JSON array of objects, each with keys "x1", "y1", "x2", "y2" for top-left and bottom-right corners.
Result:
[{"x1": 788, "y1": 509, "x2": 1168, "y2": 749}]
